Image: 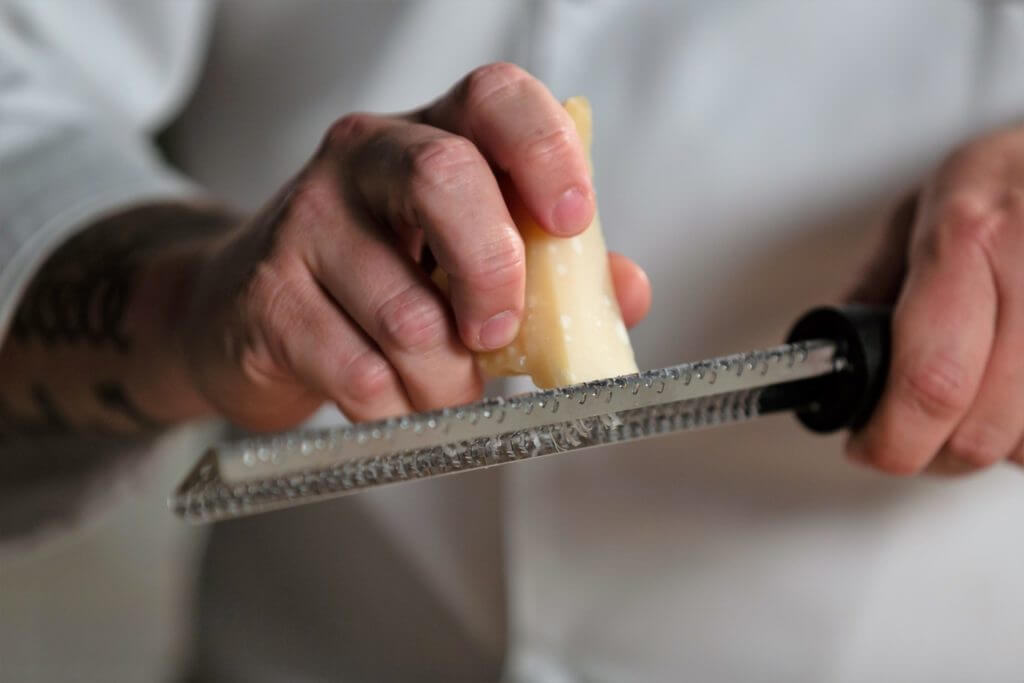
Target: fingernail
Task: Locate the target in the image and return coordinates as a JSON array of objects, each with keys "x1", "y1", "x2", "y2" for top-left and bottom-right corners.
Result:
[
  {"x1": 479, "y1": 310, "x2": 519, "y2": 350},
  {"x1": 551, "y1": 186, "x2": 593, "y2": 235}
]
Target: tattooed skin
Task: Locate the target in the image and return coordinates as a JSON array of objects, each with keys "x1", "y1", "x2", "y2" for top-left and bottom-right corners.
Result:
[
  {"x1": 0, "y1": 389, "x2": 71, "y2": 435},
  {"x1": 0, "y1": 383, "x2": 164, "y2": 436},
  {"x1": 11, "y1": 204, "x2": 226, "y2": 347},
  {"x1": 0, "y1": 203, "x2": 235, "y2": 436},
  {"x1": 11, "y1": 255, "x2": 135, "y2": 350},
  {"x1": 93, "y1": 381, "x2": 164, "y2": 430}
]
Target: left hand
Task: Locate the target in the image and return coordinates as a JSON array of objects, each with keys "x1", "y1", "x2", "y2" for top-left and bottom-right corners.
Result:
[{"x1": 847, "y1": 123, "x2": 1024, "y2": 475}]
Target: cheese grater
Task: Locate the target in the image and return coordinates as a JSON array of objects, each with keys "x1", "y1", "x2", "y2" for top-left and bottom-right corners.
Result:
[{"x1": 172, "y1": 306, "x2": 890, "y2": 523}]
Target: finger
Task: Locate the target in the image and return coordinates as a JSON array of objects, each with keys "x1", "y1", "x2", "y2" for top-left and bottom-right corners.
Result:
[
  {"x1": 419, "y1": 62, "x2": 595, "y2": 236},
  {"x1": 845, "y1": 433, "x2": 981, "y2": 476},
  {"x1": 296, "y1": 176, "x2": 484, "y2": 411},
  {"x1": 608, "y1": 251, "x2": 651, "y2": 329},
  {"x1": 940, "y1": 213, "x2": 1024, "y2": 469},
  {"x1": 265, "y1": 268, "x2": 414, "y2": 422},
  {"x1": 847, "y1": 197, "x2": 997, "y2": 474},
  {"x1": 846, "y1": 192, "x2": 917, "y2": 305},
  {"x1": 338, "y1": 116, "x2": 526, "y2": 352},
  {"x1": 319, "y1": 245, "x2": 484, "y2": 412}
]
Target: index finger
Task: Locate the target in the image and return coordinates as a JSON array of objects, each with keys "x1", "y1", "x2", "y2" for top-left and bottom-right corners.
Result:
[
  {"x1": 417, "y1": 62, "x2": 595, "y2": 237},
  {"x1": 332, "y1": 114, "x2": 525, "y2": 352},
  {"x1": 847, "y1": 198, "x2": 997, "y2": 474}
]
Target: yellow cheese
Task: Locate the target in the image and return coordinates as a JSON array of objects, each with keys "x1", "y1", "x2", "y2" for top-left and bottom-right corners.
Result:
[{"x1": 476, "y1": 97, "x2": 639, "y2": 388}]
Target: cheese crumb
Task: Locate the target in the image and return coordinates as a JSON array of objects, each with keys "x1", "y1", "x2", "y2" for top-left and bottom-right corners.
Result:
[{"x1": 615, "y1": 320, "x2": 629, "y2": 343}]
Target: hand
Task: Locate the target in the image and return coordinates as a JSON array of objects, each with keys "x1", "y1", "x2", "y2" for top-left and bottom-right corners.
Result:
[
  {"x1": 846, "y1": 123, "x2": 1024, "y2": 474},
  {"x1": 183, "y1": 63, "x2": 651, "y2": 431}
]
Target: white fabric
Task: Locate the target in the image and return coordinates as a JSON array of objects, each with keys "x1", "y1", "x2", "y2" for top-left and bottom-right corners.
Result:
[
  {"x1": 0, "y1": 0, "x2": 210, "y2": 338},
  {"x1": 3, "y1": 1, "x2": 1024, "y2": 681}
]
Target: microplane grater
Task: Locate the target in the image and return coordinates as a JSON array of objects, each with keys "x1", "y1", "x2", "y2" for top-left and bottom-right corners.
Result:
[{"x1": 171, "y1": 306, "x2": 891, "y2": 523}]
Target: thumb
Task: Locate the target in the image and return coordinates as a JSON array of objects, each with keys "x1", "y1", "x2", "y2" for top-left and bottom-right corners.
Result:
[{"x1": 845, "y1": 192, "x2": 918, "y2": 305}]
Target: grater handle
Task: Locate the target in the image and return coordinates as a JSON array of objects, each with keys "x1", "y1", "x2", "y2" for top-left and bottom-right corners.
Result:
[{"x1": 785, "y1": 305, "x2": 892, "y2": 433}]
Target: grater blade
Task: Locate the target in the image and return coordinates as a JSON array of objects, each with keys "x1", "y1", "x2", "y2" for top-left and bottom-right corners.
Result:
[{"x1": 172, "y1": 339, "x2": 843, "y2": 523}]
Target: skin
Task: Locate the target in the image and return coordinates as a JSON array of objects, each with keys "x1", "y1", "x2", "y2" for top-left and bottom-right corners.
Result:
[
  {"x1": 0, "y1": 63, "x2": 651, "y2": 436},
  {"x1": 847, "y1": 122, "x2": 1024, "y2": 474},
  {"x1": 6, "y1": 61, "x2": 1019, "y2": 479}
]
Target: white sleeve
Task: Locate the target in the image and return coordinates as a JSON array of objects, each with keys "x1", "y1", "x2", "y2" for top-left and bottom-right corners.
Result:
[
  {"x1": 0, "y1": 0, "x2": 214, "y2": 338},
  {"x1": 0, "y1": 0, "x2": 216, "y2": 543}
]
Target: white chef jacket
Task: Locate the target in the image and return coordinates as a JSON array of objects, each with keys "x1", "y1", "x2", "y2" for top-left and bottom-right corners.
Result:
[{"x1": 3, "y1": 1, "x2": 1024, "y2": 682}]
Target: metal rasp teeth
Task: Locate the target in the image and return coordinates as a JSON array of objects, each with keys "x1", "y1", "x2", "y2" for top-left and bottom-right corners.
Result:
[
  {"x1": 173, "y1": 390, "x2": 763, "y2": 523},
  {"x1": 172, "y1": 340, "x2": 839, "y2": 523}
]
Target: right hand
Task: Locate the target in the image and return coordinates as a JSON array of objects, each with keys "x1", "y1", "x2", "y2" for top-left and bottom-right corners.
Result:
[{"x1": 182, "y1": 63, "x2": 652, "y2": 431}]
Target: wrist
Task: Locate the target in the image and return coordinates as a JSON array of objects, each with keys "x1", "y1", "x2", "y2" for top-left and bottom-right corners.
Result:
[
  {"x1": 0, "y1": 200, "x2": 243, "y2": 435},
  {"x1": 121, "y1": 205, "x2": 242, "y2": 425},
  {"x1": 128, "y1": 245, "x2": 213, "y2": 422}
]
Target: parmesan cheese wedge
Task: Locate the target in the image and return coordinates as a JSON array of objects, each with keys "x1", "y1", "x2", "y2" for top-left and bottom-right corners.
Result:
[{"x1": 476, "y1": 97, "x2": 639, "y2": 388}]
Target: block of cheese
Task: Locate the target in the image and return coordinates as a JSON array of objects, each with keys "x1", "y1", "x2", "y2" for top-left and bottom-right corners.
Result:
[{"x1": 476, "y1": 97, "x2": 638, "y2": 388}]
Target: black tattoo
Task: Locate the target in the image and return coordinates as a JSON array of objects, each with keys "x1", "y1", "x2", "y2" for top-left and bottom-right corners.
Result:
[
  {"x1": 1, "y1": 203, "x2": 237, "y2": 436},
  {"x1": 0, "y1": 385, "x2": 72, "y2": 436},
  {"x1": 11, "y1": 263, "x2": 135, "y2": 350},
  {"x1": 11, "y1": 203, "x2": 230, "y2": 351},
  {"x1": 0, "y1": 395, "x2": 29, "y2": 436},
  {"x1": 94, "y1": 381, "x2": 164, "y2": 431},
  {"x1": 0, "y1": 381, "x2": 167, "y2": 437},
  {"x1": 31, "y1": 383, "x2": 73, "y2": 432}
]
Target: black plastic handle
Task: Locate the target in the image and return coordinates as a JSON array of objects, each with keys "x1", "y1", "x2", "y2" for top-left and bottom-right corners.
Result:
[{"x1": 781, "y1": 305, "x2": 892, "y2": 433}]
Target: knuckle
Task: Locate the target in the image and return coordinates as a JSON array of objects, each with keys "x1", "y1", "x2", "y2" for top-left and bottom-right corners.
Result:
[
  {"x1": 340, "y1": 350, "x2": 395, "y2": 401},
  {"x1": 462, "y1": 62, "x2": 530, "y2": 108},
  {"x1": 322, "y1": 112, "x2": 373, "y2": 153},
  {"x1": 406, "y1": 136, "x2": 482, "y2": 191},
  {"x1": 947, "y1": 424, "x2": 1008, "y2": 468},
  {"x1": 375, "y1": 283, "x2": 450, "y2": 353},
  {"x1": 896, "y1": 352, "x2": 972, "y2": 420},
  {"x1": 521, "y1": 124, "x2": 577, "y2": 167},
  {"x1": 238, "y1": 263, "x2": 302, "y2": 378},
  {"x1": 238, "y1": 345, "x2": 278, "y2": 388},
  {"x1": 458, "y1": 229, "x2": 525, "y2": 291},
  {"x1": 247, "y1": 263, "x2": 294, "y2": 329},
  {"x1": 934, "y1": 191, "x2": 1003, "y2": 255},
  {"x1": 283, "y1": 174, "x2": 337, "y2": 227}
]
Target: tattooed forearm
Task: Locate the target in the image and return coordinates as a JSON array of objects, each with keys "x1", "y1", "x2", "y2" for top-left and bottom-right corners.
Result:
[
  {"x1": 0, "y1": 382, "x2": 165, "y2": 439},
  {"x1": 11, "y1": 265, "x2": 135, "y2": 350},
  {"x1": 0, "y1": 202, "x2": 238, "y2": 436},
  {"x1": 0, "y1": 385, "x2": 73, "y2": 436},
  {"x1": 30, "y1": 384, "x2": 73, "y2": 432},
  {"x1": 11, "y1": 203, "x2": 233, "y2": 351},
  {"x1": 93, "y1": 382, "x2": 164, "y2": 431}
]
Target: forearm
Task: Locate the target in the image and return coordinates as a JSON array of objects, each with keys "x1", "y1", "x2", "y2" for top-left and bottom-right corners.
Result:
[{"x1": 0, "y1": 202, "x2": 238, "y2": 436}]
